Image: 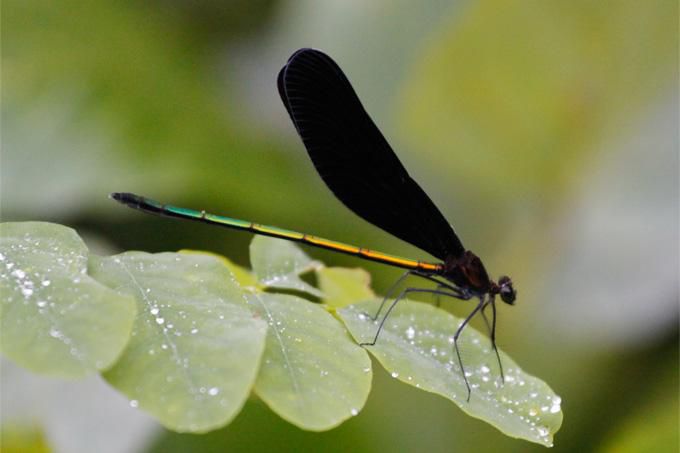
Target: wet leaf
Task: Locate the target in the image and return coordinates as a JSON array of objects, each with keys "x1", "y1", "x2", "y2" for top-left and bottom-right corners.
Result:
[
  {"x1": 90, "y1": 252, "x2": 267, "y2": 432},
  {"x1": 0, "y1": 222, "x2": 136, "y2": 377},
  {"x1": 248, "y1": 292, "x2": 372, "y2": 430},
  {"x1": 338, "y1": 300, "x2": 562, "y2": 446},
  {"x1": 250, "y1": 236, "x2": 323, "y2": 297},
  {"x1": 179, "y1": 250, "x2": 258, "y2": 287}
]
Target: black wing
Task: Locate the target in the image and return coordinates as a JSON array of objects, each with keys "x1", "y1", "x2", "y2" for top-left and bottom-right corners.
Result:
[{"x1": 278, "y1": 48, "x2": 464, "y2": 261}]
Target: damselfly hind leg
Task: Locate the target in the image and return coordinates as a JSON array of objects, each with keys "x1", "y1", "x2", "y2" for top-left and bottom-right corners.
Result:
[
  {"x1": 480, "y1": 297, "x2": 505, "y2": 383},
  {"x1": 359, "y1": 287, "x2": 468, "y2": 346},
  {"x1": 363, "y1": 270, "x2": 414, "y2": 322},
  {"x1": 452, "y1": 296, "x2": 487, "y2": 402}
]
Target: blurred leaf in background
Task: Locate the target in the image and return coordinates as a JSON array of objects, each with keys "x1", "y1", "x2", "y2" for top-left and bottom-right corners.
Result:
[
  {"x1": 598, "y1": 356, "x2": 679, "y2": 453},
  {"x1": 1, "y1": 0, "x2": 677, "y2": 452},
  {"x1": 2, "y1": 0, "x2": 318, "y2": 223},
  {"x1": 0, "y1": 424, "x2": 51, "y2": 453}
]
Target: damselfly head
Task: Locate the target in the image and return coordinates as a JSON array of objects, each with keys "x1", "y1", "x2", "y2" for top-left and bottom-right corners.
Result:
[{"x1": 498, "y1": 275, "x2": 516, "y2": 305}]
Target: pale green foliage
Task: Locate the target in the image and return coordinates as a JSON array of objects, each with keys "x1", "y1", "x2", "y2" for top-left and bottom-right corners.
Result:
[
  {"x1": 317, "y1": 267, "x2": 374, "y2": 309},
  {"x1": 0, "y1": 222, "x2": 135, "y2": 377},
  {"x1": 339, "y1": 301, "x2": 562, "y2": 447},
  {"x1": 1, "y1": 223, "x2": 562, "y2": 444},
  {"x1": 179, "y1": 250, "x2": 258, "y2": 287},
  {"x1": 249, "y1": 292, "x2": 371, "y2": 430},
  {"x1": 89, "y1": 252, "x2": 268, "y2": 432},
  {"x1": 250, "y1": 235, "x2": 323, "y2": 297}
]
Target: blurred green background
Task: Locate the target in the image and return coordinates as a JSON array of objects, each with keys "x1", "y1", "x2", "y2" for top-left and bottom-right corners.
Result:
[{"x1": 1, "y1": 1, "x2": 678, "y2": 452}]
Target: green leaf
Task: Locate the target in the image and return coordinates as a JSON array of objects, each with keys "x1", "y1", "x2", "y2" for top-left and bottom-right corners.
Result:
[
  {"x1": 89, "y1": 252, "x2": 267, "y2": 432},
  {"x1": 179, "y1": 250, "x2": 258, "y2": 287},
  {"x1": 317, "y1": 267, "x2": 375, "y2": 309},
  {"x1": 249, "y1": 292, "x2": 372, "y2": 431},
  {"x1": 0, "y1": 222, "x2": 136, "y2": 378},
  {"x1": 338, "y1": 300, "x2": 562, "y2": 446},
  {"x1": 0, "y1": 423, "x2": 51, "y2": 453},
  {"x1": 250, "y1": 236, "x2": 323, "y2": 297}
]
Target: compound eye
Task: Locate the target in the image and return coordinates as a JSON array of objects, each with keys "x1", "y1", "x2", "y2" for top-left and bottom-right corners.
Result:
[{"x1": 499, "y1": 279, "x2": 516, "y2": 305}]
